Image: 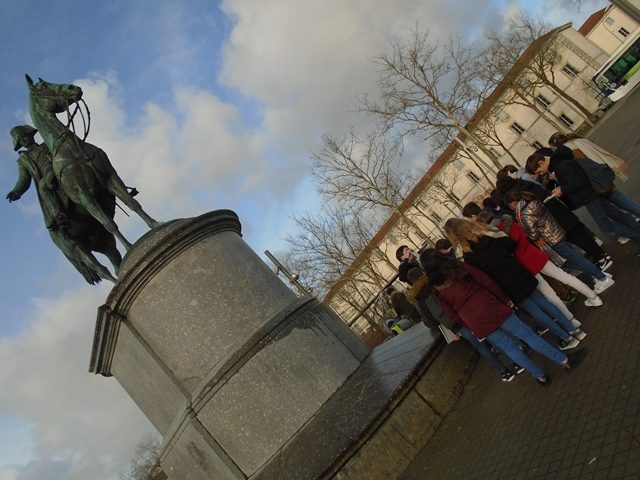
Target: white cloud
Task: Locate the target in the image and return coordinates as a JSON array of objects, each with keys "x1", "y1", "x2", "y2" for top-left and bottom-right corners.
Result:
[
  {"x1": 0, "y1": 286, "x2": 155, "y2": 480},
  {"x1": 219, "y1": 0, "x2": 499, "y2": 146}
]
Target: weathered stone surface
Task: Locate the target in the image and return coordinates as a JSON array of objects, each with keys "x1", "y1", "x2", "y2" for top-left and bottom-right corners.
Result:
[
  {"x1": 415, "y1": 341, "x2": 476, "y2": 416},
  {"x1": 198, "y1": 310, "x2": 362, "y2": 475},
  {"x1": 127, "y1": 231, "x2": 297, "y2": 393},
  {"x1": 161, "y1": 420, "x2": 244, "y2": 480},
  {"x1": 313, "y1": 308, "x2": 370, "y2": 362},
  {"x1": 110, "y1": 322, "x2": 185, "y2": 433},
  {"x1": 91, "y1": 211, "x2": 376, "y2": 480},
  {"x1": 328, "y1": 336, "x2": 478, "y2": 480},
  {"x1": 250, "y1": 326, "x2": 442, "y2": 480},
  {"x1": 386, "y1": 390, "x2": 442, "y2": 450},
  {"x1": 339, "y1": 424, "x2": 415, "y2": 480}
]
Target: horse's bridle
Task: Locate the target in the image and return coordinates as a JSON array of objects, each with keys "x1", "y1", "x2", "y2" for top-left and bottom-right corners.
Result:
[{"x1": 33, "y1": 84, "x2": 91, "y2": 142}]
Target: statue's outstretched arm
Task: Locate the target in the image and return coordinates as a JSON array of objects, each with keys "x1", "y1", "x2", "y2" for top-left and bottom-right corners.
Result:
[{"x1": 6, "y1": 163, "x2": 32, "y2": 202}]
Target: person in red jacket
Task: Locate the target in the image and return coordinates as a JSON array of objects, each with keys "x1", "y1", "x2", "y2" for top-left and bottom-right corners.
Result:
[
  {"x1": 479, "y1": 211, "x2": 602, "y2": 326},
  {"x1": 505, "y1": 189, "x2": 614, "y2": 297},
  {"x1": 426, "y1": 255, "x2": 586, "y2": 384}
]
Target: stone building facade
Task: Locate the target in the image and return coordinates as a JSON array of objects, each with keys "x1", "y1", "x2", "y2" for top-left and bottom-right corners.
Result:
[{"x1": 581, "y1": 3, "x2": 640, "y2": 54}]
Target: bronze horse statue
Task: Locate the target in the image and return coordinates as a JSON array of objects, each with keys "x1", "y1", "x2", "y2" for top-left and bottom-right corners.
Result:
[{"x1": 25, "y1": 75, "x2": 159, "y2": 256}]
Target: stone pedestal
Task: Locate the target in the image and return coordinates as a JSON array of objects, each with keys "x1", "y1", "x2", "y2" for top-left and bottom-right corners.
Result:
[{"x1": 89, "y1": 210, "x2": 370, "y2": 479}]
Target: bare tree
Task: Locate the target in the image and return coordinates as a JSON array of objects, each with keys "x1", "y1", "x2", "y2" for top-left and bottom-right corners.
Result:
[
  {"x1": 285, "y1": 205, "x2": 391, "y2": 300},
  {"x1": 120, "y1": 434, "x2": 162, "y2": 480},
  {"x1": 472, "y1": 44, "x2": 569, "y2": 133},
  {"x1": 313, "y1": 129, "x2": 438, "y2": 244},
  {"x1": 483, "y1": 13, "x2": 598, "y2": 125},
  {"x1": 420, "y1": 166, "x2": 465, "y2": 217},
  {"x1": 363, "y1": 29, "x2": 504, "y2": 171}
]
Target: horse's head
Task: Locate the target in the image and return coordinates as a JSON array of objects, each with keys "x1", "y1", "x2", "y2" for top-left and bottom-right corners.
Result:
[{"x1": 25, "y1": 74, "x2": 83, "y2": 114}]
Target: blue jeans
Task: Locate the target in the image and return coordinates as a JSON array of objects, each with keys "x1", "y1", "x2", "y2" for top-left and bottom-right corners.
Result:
[
  {"x1": 553, "y1": 241, "x2": 605, "y2": 280},
  {"x1": 585, "y1": 197, "x2": 640, "y2": 240},
  {"x1": 607, "y1": 189, "x2": 640, "y2": 218},
  {"x1": 486, "y1": 313, "x2": 566, "y2": 379},
  {"x1": 458, "y1": 326, "x2": 509, "y2": 373},
  {"x1": 519, "y1": 289, "x2": 575, "y2": 340}
]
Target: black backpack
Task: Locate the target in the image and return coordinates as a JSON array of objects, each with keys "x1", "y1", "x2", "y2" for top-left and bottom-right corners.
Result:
[{"x1": 575, "y1": 157, "x2": 615, "y2": 194}]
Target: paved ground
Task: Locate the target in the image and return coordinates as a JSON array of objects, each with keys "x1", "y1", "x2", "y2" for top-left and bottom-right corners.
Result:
[{"x1": 400, "y1": 90, "x2": 640, "y2": 479}]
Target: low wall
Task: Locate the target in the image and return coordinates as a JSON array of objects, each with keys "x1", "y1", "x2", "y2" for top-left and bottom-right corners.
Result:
[{"x1": 331, "y1": 339, "x2": 477, "y2": 480}]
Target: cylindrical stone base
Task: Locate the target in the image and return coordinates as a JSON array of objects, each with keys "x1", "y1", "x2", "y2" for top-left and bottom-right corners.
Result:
[{"x1": 89, "y1": 210, "x2": 370, "y2": 479}]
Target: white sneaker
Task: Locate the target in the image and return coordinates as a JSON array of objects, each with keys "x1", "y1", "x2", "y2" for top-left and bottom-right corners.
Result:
[
  {"x1": 618, "y1": 236, "x2": 631, "y2": 245},
  {"x1": 559, "y1": 337, "x2": 580, "y2": 350},
  {"x1": 571, "y1": 318, "x2": 582, "y2": 328},
  {"x1": 571, "y1": 329, "x2": 588, "y2": 341},
  {"x1": 584, "y1": 296, "x2": 603, "y2": 307},
  {"x1": 593, "y1": 276, "x2": 615, "y2": 294}
]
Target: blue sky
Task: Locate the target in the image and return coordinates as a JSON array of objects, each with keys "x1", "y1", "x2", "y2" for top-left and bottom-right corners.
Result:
[{"x1": 0, "y1": 0, "x2": 606, "y2": 478}]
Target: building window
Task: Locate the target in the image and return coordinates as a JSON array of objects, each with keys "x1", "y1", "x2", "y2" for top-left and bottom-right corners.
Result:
[
  {"x1": 562, "y1": 63, "x2": 580, "y2": 78},
  {"x1": 494, "y1": 108, "x2": 508, "y2": 121},
  {"x1": 489, "y1": 148, "x2": 501, "y2": 160},
  {"x1": 431, "y1": 212, "x2": 443, "y2": 223},
  {"x1": 467, "y1": 171, "x2": 481, "y2": 183},
  {"x1": 533, "y1": 141, "x2": 544, "y2": 150},
  {"x1": 559, "y1": 114, "x2": 574, "y2": 128},
  {"x1": 510, "y1": 122, "x2": 525, "y2": 135},
  {"x1": 452, "y1": 158, "x2": 465, "y2": 170},
  {"x1": 535, "y1": 94, "x2": 551, "y2": 109},
  {"x1": 618, "y1": 27, "x2": 630, "y2": 38},
  {"x1": 363, "y1": 286, "x2": 375, "y2": 299},
  {"x1": 604, "y1": 17, "x2": 615, "y2": 26}
]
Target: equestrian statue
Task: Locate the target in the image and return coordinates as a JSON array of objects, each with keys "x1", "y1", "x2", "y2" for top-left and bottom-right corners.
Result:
[{"x1": 5, "y1": 75, "x2": 160, "y2": 284}]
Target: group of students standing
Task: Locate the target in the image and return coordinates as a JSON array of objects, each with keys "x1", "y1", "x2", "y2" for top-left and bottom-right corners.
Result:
[{"x1": 384, "y1": 132, "x2": 638, "y2": 385}]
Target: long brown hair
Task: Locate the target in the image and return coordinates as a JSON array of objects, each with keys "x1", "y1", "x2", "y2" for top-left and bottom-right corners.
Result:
[
  {"x1": 444, "y1": 218, "x2": 491, "y2": 253},
  {"x1": 548, "y1": 131, "x2": 581, "y2": 147},
  {"x1": 503, "y1": 189, "x2": 538, "y2": 205}
]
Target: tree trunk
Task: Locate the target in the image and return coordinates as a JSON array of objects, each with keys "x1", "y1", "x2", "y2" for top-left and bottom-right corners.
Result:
[{"x1": 548, "y1": 82, "x2": 597, "y2": 124}]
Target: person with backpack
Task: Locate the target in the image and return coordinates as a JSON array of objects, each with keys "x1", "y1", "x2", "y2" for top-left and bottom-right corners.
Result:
[
  {"x1": 548, "y1": 132, "x2": 629, "y2": 180},
  {"x1": 529, "y1": 149, "x2": 640, "y2": 247},
  {"x1": 549, "y1": 132, "x2": 640, "y2": 229},
  {"x1": 406, "y1": 262, "x2": 520, "y2": 382},
  {"x1": 496, "y1": 168, "x2": 611, "y2": 271}
]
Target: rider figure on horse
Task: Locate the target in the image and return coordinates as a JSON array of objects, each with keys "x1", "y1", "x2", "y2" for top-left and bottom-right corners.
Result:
[{"x1": 6, "y1": 125, "x2": 69, "y2": 232}]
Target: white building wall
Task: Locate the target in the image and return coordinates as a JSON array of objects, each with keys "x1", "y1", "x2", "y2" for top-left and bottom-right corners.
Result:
[{"x1": 586, "y1": 5, "x2": 640, "y2": 54}]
